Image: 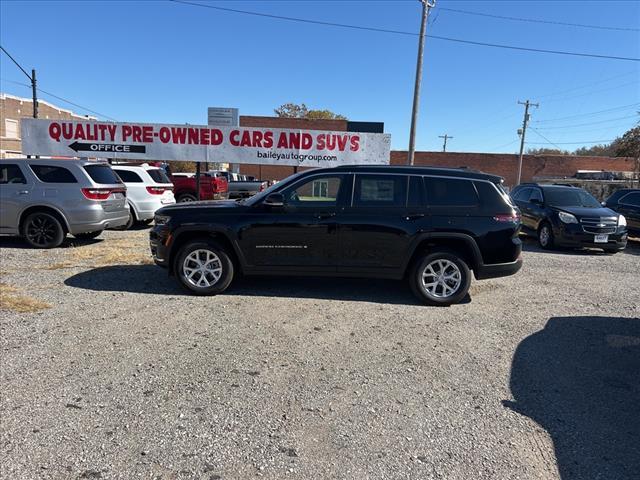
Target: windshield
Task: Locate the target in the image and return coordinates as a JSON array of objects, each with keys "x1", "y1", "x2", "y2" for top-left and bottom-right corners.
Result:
[
  {"x1": 244, "y1": 171, "x2": 305, "y2": 205},
  {"x1": 545, "y1": 188, "x2": 601, "y2": 208}
]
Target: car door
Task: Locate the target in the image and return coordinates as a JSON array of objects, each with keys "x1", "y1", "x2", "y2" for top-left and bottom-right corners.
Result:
[
  {"x1": 511, "y1": 187, "x2": 533, "y2": 232},
  {"x1": 339, "y1": 174, "x2": 423, "y2": 274},
  {"x1": 524, "y1": 188, "x2": 546, "y2": 231},
  {"x1": 239, "y1": 173, "x2": 346, "y2": 271},
  {"x1": 617, "y1": 192, "x2": 640, "y2": 232},
  {"x1": 0, "y1": 163, "x2": 31, "y2": 234}
]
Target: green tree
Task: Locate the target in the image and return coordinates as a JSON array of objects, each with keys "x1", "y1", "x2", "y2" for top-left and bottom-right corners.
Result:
[
  {"x1": 614, "y1": 126, "x2": 640, "y2": 158},
  {"x1": 274, "y1": 103, "x2": 346, "y2": 120},
  {"x1": 526, "y1": 147, "x2": 571, "y2": 155}
]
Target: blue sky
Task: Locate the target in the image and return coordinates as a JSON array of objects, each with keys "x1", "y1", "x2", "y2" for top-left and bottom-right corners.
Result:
[{"x1": 1, "y1": 0, "x2": 638, "y2": 153}]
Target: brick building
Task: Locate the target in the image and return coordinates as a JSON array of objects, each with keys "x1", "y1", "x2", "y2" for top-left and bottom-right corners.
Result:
[{"x1": 0, "y1": 93, "x2": 95, "y2": 158}]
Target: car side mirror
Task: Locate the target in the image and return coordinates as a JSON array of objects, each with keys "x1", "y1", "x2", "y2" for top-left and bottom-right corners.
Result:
[{"x1": 264, "y1": 193, "x2": 285, "y2": 207}]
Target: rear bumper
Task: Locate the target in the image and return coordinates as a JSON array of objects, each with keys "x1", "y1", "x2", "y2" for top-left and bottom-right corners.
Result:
[
  {"x1": 69, "y1": 209, "x2": 129, "y2": 234},
  {"x1": 475, "y1": 255, "x2": 523, "y2": 280}
]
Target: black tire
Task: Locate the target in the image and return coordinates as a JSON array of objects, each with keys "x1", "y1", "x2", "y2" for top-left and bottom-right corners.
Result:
[
  {"x1": 22, "y1": 212, "x2": 65, "y2": 249},
  {"x1": 177, "y1": 194, "x2": 197, "y2": 203},
  {"x1": 538, "y1": 222, "x2": 555, "y2": 250},
  {"x1": 73, "y1": 230, "x2": 103, "y2": 240},
  {"x1": 174, "y1": 240, "x2": 234, "y2": 295},
  {"x1": 409, "y1": 250, "x2": 471, "y2": 306}
]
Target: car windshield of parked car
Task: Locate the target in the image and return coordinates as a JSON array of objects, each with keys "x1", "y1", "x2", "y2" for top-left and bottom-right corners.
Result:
[{"x1": 545, "y1": 188, "x2": 601, "y2": 208}]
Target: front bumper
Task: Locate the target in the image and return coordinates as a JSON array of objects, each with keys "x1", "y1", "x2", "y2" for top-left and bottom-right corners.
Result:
[
  {"x1": 149, "y1": 226, "x2": 171, "y2": 267},
  {"x1": 554, "y1": 223, "x2": 627, "y2": 250}
]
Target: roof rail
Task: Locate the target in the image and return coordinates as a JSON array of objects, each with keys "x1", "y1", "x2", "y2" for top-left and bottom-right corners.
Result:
[{"x1": 552, "y1": 183, "x2": 576, "y2": 187}]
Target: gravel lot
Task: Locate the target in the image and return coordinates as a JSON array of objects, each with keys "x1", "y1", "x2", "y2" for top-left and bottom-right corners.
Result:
[{"x1": 1, "y1": 229, "x2": 639, "y2": 480}]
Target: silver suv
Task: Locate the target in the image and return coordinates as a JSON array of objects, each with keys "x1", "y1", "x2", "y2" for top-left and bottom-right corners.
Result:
[{"x1": 0, "y1": 158, "x2": 128, "y2": 248}]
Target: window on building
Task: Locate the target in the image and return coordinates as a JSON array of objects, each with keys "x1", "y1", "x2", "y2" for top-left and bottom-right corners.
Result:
[
  {"x1": 0, "y1": 164, "x2": 26, "y2": 184},
  {"x1": 4, "y1": 119, "x2": 19, "y2": 139},
  {"x1": 424, "y1": 177, "x2": 479, "y2": 206},
  {"x1": 30, "y1": 165, "x2": 77, "y2": 183},
  {"x1": 353, "y1": 175, "x2": 407, "y2": 207}
]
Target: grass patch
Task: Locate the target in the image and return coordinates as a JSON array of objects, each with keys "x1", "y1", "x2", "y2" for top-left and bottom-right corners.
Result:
[
  {"x1": 0, "y1": 283, "x2": 51, "y2": 313},
  {"x1": 68, "y1": 236, "x2": 153, "y2": 267}
]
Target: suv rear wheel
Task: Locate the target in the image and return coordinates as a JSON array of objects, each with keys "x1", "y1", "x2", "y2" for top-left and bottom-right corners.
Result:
[
  {"x1": 23, "y1": 212, "x2": 65, "y2": 249},
  {"x1": 177, "y1": 193, "x2": 197, "y2": 203},
  {"x1": 175, "y1": 240, "x2": 234, "y2": 295},
  {"x1": 74, "y1": 230, "x2": 103, "y2": 240},
  {"x1": 409, "y1": 250, "x2": 471, "y2": 306}
]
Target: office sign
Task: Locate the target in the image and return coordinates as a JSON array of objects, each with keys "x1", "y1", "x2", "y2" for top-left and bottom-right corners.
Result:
[
  {"x1": 207, "y1": 107, "x2": 239, "y2": 127},
  {"x1": 21, "y1": 119, "x2": 391, "y2": 166}
]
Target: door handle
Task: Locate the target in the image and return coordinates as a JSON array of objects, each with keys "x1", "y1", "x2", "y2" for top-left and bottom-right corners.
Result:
[
  {"x1": 315, "y1": 212, "x2": 336, "y2": 220},
  {"x1": 404, "y1": 213, "x2": 425, "y2": 221},
  {"x1": 18, "y1": 190, "x2": 30, "y2": 195}
]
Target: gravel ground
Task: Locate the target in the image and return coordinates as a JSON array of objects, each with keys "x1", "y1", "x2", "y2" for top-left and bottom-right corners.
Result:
[{"x1": 1, "y1": 229, "x2": 639, "y2": 480}]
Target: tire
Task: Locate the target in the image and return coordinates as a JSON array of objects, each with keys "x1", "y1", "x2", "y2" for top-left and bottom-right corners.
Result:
[
  {"x1": 22, "y1": 212, "x2": 65, "y2": 249},
  {"x1": 175, "y1": 240, "x2": 234, "y2": 295},
  {"x1": 177, "y1": 194, "x2": 197, "y2": 203},
  {"x1": 115, "y1": 207, "x2": 136, "y2": 230},
  {"x1": 409, "y1": 250, "x2": 471, "y2": 306},
  {"x1": 73, "y1": 230, "x2": 103, "y2": 240},
  {"x1": 538, "y1": 222, "x2": 555, "y2": 250}
]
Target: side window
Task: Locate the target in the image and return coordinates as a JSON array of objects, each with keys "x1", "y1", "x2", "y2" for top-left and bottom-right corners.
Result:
[
  {"x1": 0, "y1": 164, "x2": 27, "y2": 184},
  {"x1": 408, "y1": 176, "x2": 425, "y2": 208},
  {"x1": 30, "y1": 165, "x2": 77, "y2": 183},
  {"x1": 285, "y1": 175, "x2": 342, "y2": 207},
  {"x1": 529, "y1": 189, "x2": 543, "y2": 203},
  {"x1": 353, "y1": 175, "x2": 407, "y2": 207},
  {"x1": 620, "y1": 192, "x2": 640, "y2": 207},
  {"x1": 513, "y1": 187, "x2": 532, "y2": 202},
  {"x1": 424, "y1": 177, "x2": 479, "y2": 206},
  {"x1": 114, "y1": 169, "x2": 143, "y2": 183}
]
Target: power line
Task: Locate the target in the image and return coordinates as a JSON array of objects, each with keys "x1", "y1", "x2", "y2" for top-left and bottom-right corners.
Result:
[
  {"x1": 1, "y1": 78, "x2": 118, "y2": 121},
  {"x1": 532, "y1": 71, "x2": 638, "y2": 100},
  {"x1": 527, "y1": 139, "x2": 616, "y2": 145},
  {"x1": 536, "y1": 80, "x2": 639, "y2": 104},
  {"x1": 535, "y1": 114, "x2": 639, "y2": 129},
  {"x1": 529, "y1": 129, "x2": 568, "y2": 151},
  {"x1": 169, "y1": 0, "x2": 640, "y2": 62},
  {"x1": 439, "y1": 7, "x2": 639, "y2": 32},
  {"x1": 533, "y1": 103, "x2": 640, "y2": 123},
  {"x1": 488, "y1": 139, "x2": 519, "y2": 151}
]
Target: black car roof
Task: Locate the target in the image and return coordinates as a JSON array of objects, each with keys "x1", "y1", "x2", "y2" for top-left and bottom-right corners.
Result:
[{"x1": 306, "y1": 165, "x2": 503, "y2": 183}]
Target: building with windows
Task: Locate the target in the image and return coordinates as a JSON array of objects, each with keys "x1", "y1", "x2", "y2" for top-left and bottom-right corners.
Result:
[{"x1": 0, "y1": 93, "x2": 96, "y2": 158}]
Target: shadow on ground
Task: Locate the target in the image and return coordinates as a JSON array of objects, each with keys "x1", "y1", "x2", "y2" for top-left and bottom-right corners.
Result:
[
  {"x1": 63, "y1": 264, "x2": 465, "y2": 305},
  {"x1": 0, "y1": 236, "x2": 102, "y2": 250},
  {"x1": 505, "y1": 316, "x2": 640, "y2": 479},
  {"x1": 521, "y1": 236, "x2": 640, "y2": 257}
]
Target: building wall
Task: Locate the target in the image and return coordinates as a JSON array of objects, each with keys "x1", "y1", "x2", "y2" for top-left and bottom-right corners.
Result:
[{"x1": 0, "y1": 93, "x2": 95, "y2": 158}]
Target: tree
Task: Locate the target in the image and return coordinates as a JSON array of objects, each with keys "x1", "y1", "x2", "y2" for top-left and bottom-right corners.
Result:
[
  {"x1": 274, "y1": 103, "x2": 346, "y2": 120},
  {"x1": 614, "y1": 126, "x2": 640, "y2": 158},
  {"x1": 526, "y1": 147, "x2": 570, "y2": 155}
]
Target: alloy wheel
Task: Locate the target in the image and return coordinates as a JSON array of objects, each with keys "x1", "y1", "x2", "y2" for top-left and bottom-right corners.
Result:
[
  {"x1": 26, "y1": 215, "x2": 59, "y2": 247},
  {"x1": 421, "y1": 259, "x2": 462, "y2": 298},
  {"x1": 182, "y1": 249, "x2": 223, "y2": 288}
]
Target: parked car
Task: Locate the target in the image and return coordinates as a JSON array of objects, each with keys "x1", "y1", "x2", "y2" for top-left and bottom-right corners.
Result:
[
  {"x1": 111, "y1": 163, "x2": 175, "y2": 229},
  {"x1": 170, "y1": 171, "x2": 228, "y2": 202},
  {"x1": 150, "y1": 165, "x2": 523, "y2": 305},
  {"x1": 603, "y1": 188, "x2": 640, "y2": 235},
  {"x1": 211, "y1": 170, "x2": 267, "y2": 200},
  {"x1": 0, "y1": 158, "x2": 128, "y2": 248},
  {"x1": 510, "y1": 183, "x2": 628, "y2": 253}
]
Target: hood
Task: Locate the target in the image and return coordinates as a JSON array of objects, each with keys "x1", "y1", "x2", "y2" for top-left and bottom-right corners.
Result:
[
  {"x1": 551, "y1": 206, "x2": 618, "y2": 218},
  {"x1": 157, "y1": 200, "x2": 243, "y2": 214}
]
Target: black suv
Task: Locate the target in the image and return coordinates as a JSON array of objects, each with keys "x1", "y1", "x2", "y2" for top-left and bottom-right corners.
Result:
[
  {"x1": 510, "y1": 183, "x2": 628, "y2": 253},
  {"x1": 603, "y1": 188, "x2": 640, "y2": 235},
  {"x1": 150, "y1": 166, "x2": 522, "y2": 305}
]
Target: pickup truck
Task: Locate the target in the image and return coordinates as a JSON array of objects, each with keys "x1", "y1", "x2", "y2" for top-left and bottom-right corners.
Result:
[
  {"x1": 170, "y1": 172, "x2": 228, "y2": 202},
  {"x1": 209, "y1": 171, "x2": 267, "y2": 200}
]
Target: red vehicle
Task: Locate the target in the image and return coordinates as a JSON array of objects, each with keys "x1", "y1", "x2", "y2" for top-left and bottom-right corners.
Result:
[{"x1": 170, "y1": 172, "x2": 228, "y2": 202}]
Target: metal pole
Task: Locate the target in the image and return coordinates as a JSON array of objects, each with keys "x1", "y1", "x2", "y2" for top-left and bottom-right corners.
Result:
[
  {"x1": 31, "y1": 69, "x2": 38, "y2": 118},
  {"x1": 516, "y1": 100, "x2": 538, "y2": 185},
  {"x1": 407, "y1": 0, "x2": 434, "y2": 166},
  {"x1": 195, "y1": 162, "x2": 201, "y2": 201}
]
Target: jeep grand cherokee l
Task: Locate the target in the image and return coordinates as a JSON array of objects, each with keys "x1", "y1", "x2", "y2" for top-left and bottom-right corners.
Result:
[
  {"x1": 150, "y1": 166, "x2": 523, "y2": 306},
  {"x1": 510, "y1": 183, "x2": 628, "y2": 253}
]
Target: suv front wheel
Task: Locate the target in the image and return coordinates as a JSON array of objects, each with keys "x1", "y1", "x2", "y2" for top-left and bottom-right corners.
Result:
[
  {"x1": 175, "y1": 240, "x2": 234, "y2": 295},
  {"x1": 409, "y1": 250, "x2": 471, "y2": 306}
]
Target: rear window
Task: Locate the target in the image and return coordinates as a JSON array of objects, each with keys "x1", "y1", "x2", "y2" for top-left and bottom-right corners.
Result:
[
  {"x1": 114, "y1": 169, "x2": 143, "y2": 183},
  {"x1": 83, "y1": 165, "x2": 122, "y2": 185},
  {"x1": 425, "y1": 177, "x2": 478, "y2": 206},
  {"x1": 31, "y1": 165, "x2": 77, "y2": 183},
  {"x1": 147, "y1": 168, "x2": 171, "y2": 184}
]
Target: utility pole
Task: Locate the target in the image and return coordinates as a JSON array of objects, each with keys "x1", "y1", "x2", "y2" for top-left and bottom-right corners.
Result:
[
  {"x1": 438, "y1": 134, "x2": 453, "y2": 152},
  {"x1": 516, "y1": 100, "x2": 538, "y2": 185},
  {"x1": 407, "y1": 0, "x2": 436, "y2": 165},
  {"x1": 0, "y1": 47, "x2": 38, "y2": 119}
]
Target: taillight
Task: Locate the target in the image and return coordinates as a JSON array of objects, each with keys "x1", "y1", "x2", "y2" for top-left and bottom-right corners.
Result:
[
  {"x1": 494, "y1": 213, "x2": 521, "y2": 223},
  {"x1": 146, "y1": 186, "x2": 170, "y2": 195},
  {"x1": 259, "y1": 183, "x2": 265, "y2": 192},
  {"x1": 82, "y1": 188, "x2": 112, "y2": 200}
]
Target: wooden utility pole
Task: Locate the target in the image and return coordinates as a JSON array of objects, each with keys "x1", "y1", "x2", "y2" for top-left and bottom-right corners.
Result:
[
  {"x1": 438, "y1": 134, "x2": 453, "y2": 152},
  {"x1": 516, "y1": 100, "x2": 538, "y2": 185}
]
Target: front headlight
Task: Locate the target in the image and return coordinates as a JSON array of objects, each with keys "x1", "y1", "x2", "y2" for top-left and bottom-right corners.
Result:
[
  {"x1": 618, "y1": 215, "x2": 627, "y2": 227},
  {"x1": 154, "y1": 214, "x2": 171, "y2": 226},
  {"x1": 558, "y1": 211, "x2": 578, "y2": 224}
]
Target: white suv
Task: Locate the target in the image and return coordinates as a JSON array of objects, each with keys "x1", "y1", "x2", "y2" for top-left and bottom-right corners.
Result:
[{"x1": 111, "y1": 164, "x2": 175, "y2": 229}]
